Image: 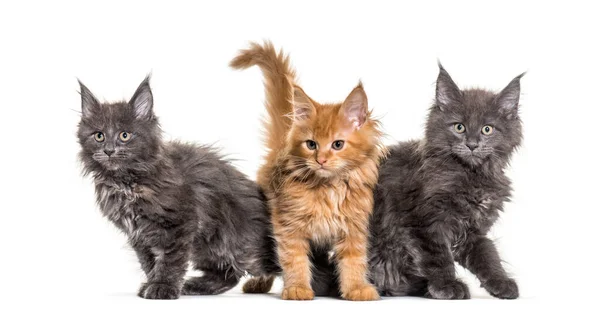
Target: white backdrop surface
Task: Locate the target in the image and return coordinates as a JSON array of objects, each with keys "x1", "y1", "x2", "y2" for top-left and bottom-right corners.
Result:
[{"x1": 0, "y1": 1, "x2": 597, "y2": 325}]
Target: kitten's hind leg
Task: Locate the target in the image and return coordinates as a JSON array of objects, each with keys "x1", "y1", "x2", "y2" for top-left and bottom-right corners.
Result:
[
  {"x1": 182, "y1": 269, "x2": 240, "y2": 295},
  {"x1": 242, "y1": 275, "x2": 275, "y2": 294}
]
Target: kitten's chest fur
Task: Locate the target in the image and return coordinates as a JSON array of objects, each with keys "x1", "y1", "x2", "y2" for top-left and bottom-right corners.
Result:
[
  {"x1": 95, "y1": 178, "x2": 155, "y2": 236},
  {"x1": 276, "y1": 178, "x2": 373, "y2": 244},
  {"x1": 425, "y1": 165, "x2": 511, "y2": 244}
]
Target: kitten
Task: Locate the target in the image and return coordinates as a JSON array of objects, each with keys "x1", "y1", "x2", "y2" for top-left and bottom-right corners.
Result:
[
  {"x1": 77, "y1": 77, "x2": 278, "y2": 299},
  {"x1": 366, "y1": 64, "x2": 524, "y2": 299},
  {"x1": 230, "y1": 42, "x2": 386, "y2": 301}
]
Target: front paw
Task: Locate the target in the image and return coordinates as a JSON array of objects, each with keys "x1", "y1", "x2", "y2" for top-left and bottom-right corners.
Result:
[
  {"x1": 281, "y1": 286, "x2": 315, "y2": 300},
  {"x1": 426, "y1": 279, "x2": 470, "y2": 300},
  {"x1": 343, "y1": 285, "x2": 380, "y2": 301},
  {"x1": 138, "y1": 282, "x2": 180, "y2": 300},
  {"x1": 483, "y1": 278, "x2": 519, "y2": 299}
]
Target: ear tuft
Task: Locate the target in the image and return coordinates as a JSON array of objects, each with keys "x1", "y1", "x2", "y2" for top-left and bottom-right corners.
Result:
[
  {"x1": 78, "y1": 79, "x2": 100, "y2": 118},
  {"x1": 341, "y1": 82, "x2": 368, "y2": 129},
  {"x1": 129, "y1": 75, "x2": 154, "y2": 120},
  {"x1": 436, "y1": 62, "x2": 462, "y2": 110},
  {"x1": 496, "y1": 72, "x2": 525, "y2": 117},
  {"x1": 292, "y1": 85, "x2": 314, "y2": 121}
]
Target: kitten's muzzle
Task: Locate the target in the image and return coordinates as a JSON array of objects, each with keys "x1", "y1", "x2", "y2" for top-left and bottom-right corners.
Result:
[
  {"x1": 466, "y1": 142, "x2": 479, "y2": 151},
  {"x1": 316, "y1": 158, "x2": 328, "y2": 166}
]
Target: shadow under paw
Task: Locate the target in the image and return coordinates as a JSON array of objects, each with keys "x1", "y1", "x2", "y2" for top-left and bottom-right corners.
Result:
[
  {"x1": 483, "y1": 278, "x2": 519, "y2": 299},
  {"x1": 138, "y1": 282, "x2": 180, "y2": 300},
  {"x1": 426, "y1": 279, "x2": 470, "y2": 300}
]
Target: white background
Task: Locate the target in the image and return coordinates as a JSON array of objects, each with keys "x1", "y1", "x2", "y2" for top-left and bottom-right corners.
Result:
[{"x1": 1, "y1": 1, "x2": 598, "y2": 325}]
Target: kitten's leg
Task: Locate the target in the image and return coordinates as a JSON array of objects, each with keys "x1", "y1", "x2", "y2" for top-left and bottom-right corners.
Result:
[
  {"x1": 242, "y1": 275, "x2": 276, "y2": 294},
  {"x1": 182, "y1": 269, "x2": 241, "y2": 295},
  {"x1": 138, "y1": 232, "x2": 191, "y2": 300},
  {"x1": 277, "y1": 234, "x2": 314, "y2": 300},
  {"x1": 132, "y1": 244, "x2": 156, "y2": 274},
  {"x1": 413, "y1": 227, "x2": 470, "y2": 300},
  {"x1": 130, "y1": 242, "x2": 156, "y2": 296},
  {"x1": 456, "y1": 236, "x2": 519, "y2": 299},
  {"x1": 334, "y1": 228, "x2": 380, "y2": 301}
]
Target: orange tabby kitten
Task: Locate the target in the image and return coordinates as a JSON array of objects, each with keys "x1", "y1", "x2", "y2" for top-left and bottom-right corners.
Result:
[{"x1": 231, "y1": 42, "x2": 385, "y2": 301}]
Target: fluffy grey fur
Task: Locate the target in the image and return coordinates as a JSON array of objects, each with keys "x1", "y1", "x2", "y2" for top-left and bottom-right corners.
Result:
[
  {"x1": 367, "y1": 65, "x2": 524, "y2": 299},
  {"x1": 313, "y1": 65, "x2": 524, "y2": 299},
  {"x1": 77, "y1": 77, "x2": 278, "y2": 299}
]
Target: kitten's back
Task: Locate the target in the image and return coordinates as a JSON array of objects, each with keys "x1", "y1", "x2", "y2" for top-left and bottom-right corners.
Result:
[
  {"x1": 371, "y1": 140, "x2": 424, "y2": 226},
  {"x1": 378, "y1": 140, "x2": 423, "y2": 187},
  {"x1": 164, "y1": 141, "x2": 258, "y2": 196}
]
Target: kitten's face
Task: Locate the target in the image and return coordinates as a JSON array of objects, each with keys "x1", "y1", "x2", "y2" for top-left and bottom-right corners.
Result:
[
  {"x1": 286, "y1": 84, "x2": 380, "y2": 179},
  {"x1": 426, "y1": 66, "x2": 524, "y2": 167},
  {"x1": 77, "y1": 77, "x2": 160, "y2": 173}
]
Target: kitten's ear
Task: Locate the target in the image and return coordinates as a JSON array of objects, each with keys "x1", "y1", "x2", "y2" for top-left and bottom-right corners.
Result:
[
  {"x1": 340, "y1": 82, "x2": 368, "y2": 129},
  {"x1": 292, "y1": 85, "x2": 315, "y2": 121},
  {"x1": 78, "y1": 80, "x2": 100, "y2": 118},
  {"x1": 129, "y1": 76, "x2": 154, "y2": 120},
  {"x1": 496, "y1": 72, "x2": 525, "y2": 118},
  {"x1": 436, "y1": 62, "x2": 462, "y2": 110}
]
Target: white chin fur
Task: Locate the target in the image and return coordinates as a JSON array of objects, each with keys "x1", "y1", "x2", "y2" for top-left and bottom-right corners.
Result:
[{"x1": 315, "y1": 168, "x2": 334, "y2": 178}]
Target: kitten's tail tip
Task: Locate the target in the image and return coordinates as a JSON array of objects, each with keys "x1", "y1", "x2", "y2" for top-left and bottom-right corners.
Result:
[{"x1": 229, "y1": 40, "x2": 276, "y2": 70}]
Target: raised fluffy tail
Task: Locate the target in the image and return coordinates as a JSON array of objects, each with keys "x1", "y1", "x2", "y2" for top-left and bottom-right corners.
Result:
[{"x1": 230, "y1": 41, "x2": 296, "y2": 155}]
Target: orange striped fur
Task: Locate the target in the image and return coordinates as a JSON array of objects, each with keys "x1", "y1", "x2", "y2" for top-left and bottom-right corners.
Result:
[{"x1": 231, "y1": 41, "x2": 385, "y2": 300}]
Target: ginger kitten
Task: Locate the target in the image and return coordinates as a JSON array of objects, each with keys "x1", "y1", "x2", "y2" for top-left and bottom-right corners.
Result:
[{"x1": 231, "y1": 42, "x2": 385, "y2": 301}]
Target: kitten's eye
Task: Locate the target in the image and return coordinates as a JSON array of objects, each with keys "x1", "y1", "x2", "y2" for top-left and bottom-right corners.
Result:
[
  {"x1": 93, "y1": 132, "x2": 105, "y2": 142},
  {"x1": 482, "y1": 125, "x2": 493, "y2": 135},
  {"x1": 119, "y1": 132, "x2": 131, "y2": 142},
  {"x1": 454, "y1": 123, "x2": 466, "y2": 134},
  {"x1": 332, "y1": 140, "x2": 345, "y2": 150},
  {"x1": 306, "y1": 140, "x2": 317, "y2": 150}
]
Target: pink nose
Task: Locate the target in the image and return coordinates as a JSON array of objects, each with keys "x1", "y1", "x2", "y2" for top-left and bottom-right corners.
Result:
[{"x1": 317, "y1": 158, "x2": 327, "y2": 165}]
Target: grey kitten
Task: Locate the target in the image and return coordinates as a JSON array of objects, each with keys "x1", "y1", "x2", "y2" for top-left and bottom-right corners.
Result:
[
  {"x1": 367, "y1": 65, "x2": 524, "y2": 299},
  {"x1": 312, "y1": 65, "x2": 524, "y2": 299},
  {"x1": 77, "y1": 77, "x2": 278, "y2": 299}
]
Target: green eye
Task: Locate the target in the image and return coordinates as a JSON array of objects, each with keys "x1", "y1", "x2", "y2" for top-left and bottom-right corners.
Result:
[
  {"x1": 306, "y1": 140, "x2": 317, "y2": 150},
  {"x1": 482, "y1": 125, "x2": 493, "y2": 135},
  {"x1": 454, "y1": 123, "x2": 466, "y2": 134},
  {"x1": 119, "y1": 131, "x2": 131, "y2": 142},
  {"x1": 93, "y1": 132, "x2": 105, "y2": 142},
  {"x1": 332, "y1": 140, "x2": 345, "y2": 150}
]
